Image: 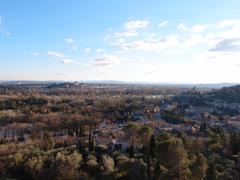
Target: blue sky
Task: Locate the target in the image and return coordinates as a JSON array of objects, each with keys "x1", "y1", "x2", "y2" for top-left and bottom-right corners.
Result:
[{"x1": 1, "y1": 0, "x2": 240, "y2": 83}]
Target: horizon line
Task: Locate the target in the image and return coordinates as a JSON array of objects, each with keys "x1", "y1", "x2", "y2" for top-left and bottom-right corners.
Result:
[{"x1": 0, "y1": 80, "x2": 239, "y2": 85}]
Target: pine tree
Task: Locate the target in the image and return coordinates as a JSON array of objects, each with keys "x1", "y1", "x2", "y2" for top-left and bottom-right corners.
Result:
[
  {"x1": 149, "y1": 134, "x2": 156, "y2": 158},
  {"x1": 205, "y1": 162, "x2": 217, "y2": 180}
]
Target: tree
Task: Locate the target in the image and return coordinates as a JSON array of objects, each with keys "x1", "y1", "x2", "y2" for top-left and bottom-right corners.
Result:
[
  {"x1": 101, "y1": 155, "x2": 115, "y2": 175},
  {"x1": 190, "y1": 153, "x2": 208, "y2": 180},
  {"x1": 42, "y1": 132, "x2": 54, "y2": 151},
  {"x1": 138, "y1": 126, "x2": 153, "y2": 146},
  {"x1": 230, "y1": 133, "x2": 240, "y2": 155},
  {"x1": 155, "y1": 136, "x2": 191, "y2": 180},
  {"x1": 55, "y1": 151, "x2": 82, "y2": 179},
  {"x1": 147, "y1": 134, "x2": 156, "y2": 179},
  {"x1": 149, "y1": 134, "x2": 156, "y2": 158},
  {"x1": 86, "y1": 154, "x2": 101, "y2": 178},
  {"x1": 205, "y1": 162, "x2": 217, "y2": 180},
  {"x1": 25, "y1": 156, "x2": 44, "y2": 179},
  {"x1": 128, "y1": 145, "x2": 135, "y2": 158},
  {"x1": 77, "y1": 139, "x2": 84, "y2": 153},
  {"x1": 116, "y1": 158, "x2": 147, "y2": 180},
  {"x1": 88, "y1": 117, "x2": 96, "y2": 152},
  {"x1": 124, "y1": 123, "x2": 141, "y2": 157}
]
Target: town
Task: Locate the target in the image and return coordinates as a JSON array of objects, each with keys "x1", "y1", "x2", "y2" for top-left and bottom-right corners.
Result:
[{"x1": 1, "y1": 82, "x2": 240, "y2": 179}]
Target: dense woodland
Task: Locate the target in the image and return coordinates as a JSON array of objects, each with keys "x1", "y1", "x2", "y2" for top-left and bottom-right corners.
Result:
[{"x1": 1, "y1": 128, "x2": 240, "y2": 180}]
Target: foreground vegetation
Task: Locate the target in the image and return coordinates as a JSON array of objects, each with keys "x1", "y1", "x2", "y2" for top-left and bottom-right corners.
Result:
[{"x1": 1, "y1": 127, "x2": 240, "y2": 179}]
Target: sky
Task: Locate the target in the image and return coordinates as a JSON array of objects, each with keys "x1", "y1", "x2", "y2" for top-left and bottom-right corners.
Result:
[{"x1": 0, "y1": 0, "x2": 240, "y2": 83}]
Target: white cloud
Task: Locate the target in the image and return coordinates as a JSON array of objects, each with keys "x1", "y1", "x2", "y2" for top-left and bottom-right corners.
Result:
[
  {"x1": 55, "y1": 73, "x2": 72, "y2": 77},
  {"x1": 96, "y1": 48, "x2": 107, "y2": 53},
  {"x1": 158, "y1": 20, "x2": 168, "y2": 28},
  {"x1": 177, "y1": 23, "x2": 188, "y2": 31},
  {"x1": 114, "y1": 31, "x2": 138, "y2": 38},
  {"x1": 0, "y1": 16, "x2": 11, "y2": 36},
  {"x1": 65, "y1": 38, "x2": 75, "y2": 43},
  {"x1": 29, "y1": 51, "x2": 40, "y2": 56},
  {"x1": 124, "y1": 20, "x2": 150, "y2": 30},
  {"x1": 5, "y1": 31, "x2": 11, "y2": 36},
  {"x1": 116, "y1": 38, "x2": 125, "y2": 44},
  {"x1": 109, "y1": 38, "x2": 126, "y2": 47},
  {"x1": 84, "y1": 48, "x2": 91, "y2": 53},
  {"x1": 47, "y1": 51, "x2": 65, "y2": 58},
  {"x1": 217, "y1": 19, "x2": 240, "y2": 28},
  {"x1": 70, "y1": 46, "x2": 78, "y2": 51},
  {"x1": 92, "y1": 55, "x2": 120, "y2": 66},
  {"x1": 60, "y1": 58, "x2": 74, "y2": 64},
  {"x1": 177, "y1": 23, "x2": 208, "y2": 33},
  {"x1": 209, "y1": 38, "x2": 240, "y2": 52},
  {"x1": 181, "y1": 34, "x2": 207, "y2": 48},
  {"x1": 190, "y1": 24, "x2": 208, "y2": 33},
  {"x1": 116, "y1": 35, "x2": 179, "y2": 51},
  {"x1": 0, "y1": 16, "x2": 3, "y2": 32},
  {"x1": 108, "y1": 19, "x2": 239, "y2": 53},
  {"x1": 106, "y1": 19, "x2": 150, "y2": 40},
  {"x1": 104, "y1": 35, "x2": 111, "y2": 41},
  {"x1": 47, "y1": 50, "x2": 82, "y2": 65}
]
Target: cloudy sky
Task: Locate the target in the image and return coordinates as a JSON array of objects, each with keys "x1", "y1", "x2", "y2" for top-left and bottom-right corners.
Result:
[{"x1": 0, "y1": 0, "x2": 240, "y2": 83}]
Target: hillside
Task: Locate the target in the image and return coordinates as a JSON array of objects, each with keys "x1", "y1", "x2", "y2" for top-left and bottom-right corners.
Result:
[{"x1": 209, "y1": 85, "x2": 240, "y2": 103}]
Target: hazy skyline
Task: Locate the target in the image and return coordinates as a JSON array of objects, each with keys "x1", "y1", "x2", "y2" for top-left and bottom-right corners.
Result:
[{"x1": 1, "y1": 0, "x2": 240, "y2": 83}]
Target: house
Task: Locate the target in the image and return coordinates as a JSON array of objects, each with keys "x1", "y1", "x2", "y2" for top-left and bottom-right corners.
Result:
[
  {"x1": 185, "y1": 106, "x2": 215, "y2": 114},
  {"x1": 108, "y1": 139, "x2": 131, "y2": 151}
]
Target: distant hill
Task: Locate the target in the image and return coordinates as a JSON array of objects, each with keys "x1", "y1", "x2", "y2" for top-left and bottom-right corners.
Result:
[
  {"x1": 47, "y1": 82, "x2": 80, "y2": 88},
  {"x1": 209, "y1": 85, "x2": 240, "y2": 103}
]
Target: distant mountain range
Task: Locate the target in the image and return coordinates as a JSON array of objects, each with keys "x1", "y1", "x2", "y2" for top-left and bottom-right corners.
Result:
[{"x1": 0, "y1": 80, "x2": 238, "y2": 89}]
